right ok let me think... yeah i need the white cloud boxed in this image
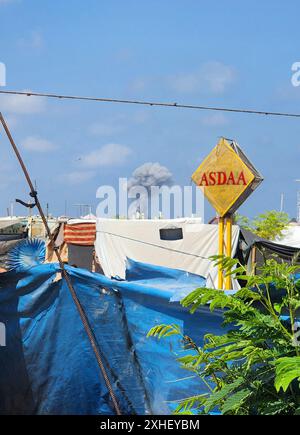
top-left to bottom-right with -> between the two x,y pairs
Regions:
0,90 -> 45,114
80,143 -> 132,168
169,73 -> 201,94
200,112 -> 228,126
22,136 -> 57,152
63,170 -> 95,185
129,62 -> 236,95
169,61 -> 236,94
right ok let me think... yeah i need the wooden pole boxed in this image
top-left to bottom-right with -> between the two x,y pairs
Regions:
225,215 -> 232,290
218,216 -> 224,289
251,245 -> 257,275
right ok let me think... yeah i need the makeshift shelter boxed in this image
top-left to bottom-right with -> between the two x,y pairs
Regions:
26,217 -> 59,239
0,217 -> 28,240
0,217 -> 63,270
64,218 -> 97,271
0,218 -> 28,270
0,239 -> 230,415
238,228 -> 300,274
64,218 -> 96,246
44,218 -> 98,270
0,239 -> 24,271
95,218 -> 241,290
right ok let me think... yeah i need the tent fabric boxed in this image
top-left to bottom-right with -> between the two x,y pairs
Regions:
68,244 -> 94,271
239,228 -> 300,266
0,218 -> 26,232
276,224 -> 300,249
67,218 -> 97,225
0,239 -> 24,269
95,218 -> 240,290
82,213 -> 97,220
255,240 -> 300,262
0,259 -> 226,415
28,218 -> 59,239
64,222 -> 96,246
0,233 -> 26,242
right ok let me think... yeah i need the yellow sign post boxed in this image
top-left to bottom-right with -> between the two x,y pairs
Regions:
218,216 -> 224,289
192,138 -> 263,289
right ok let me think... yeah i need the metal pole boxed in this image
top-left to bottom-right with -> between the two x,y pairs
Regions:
218,216 -> 224,289
280,193 -> 284,212
0,112 -> 122,415
225,215 -> 232,290
295,180 -> 300,223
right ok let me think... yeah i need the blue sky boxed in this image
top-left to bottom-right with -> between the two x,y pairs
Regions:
0,0 -> 299,220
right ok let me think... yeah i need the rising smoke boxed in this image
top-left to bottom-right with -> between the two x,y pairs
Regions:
128,162 -> 174,217
128,162 -> 173,192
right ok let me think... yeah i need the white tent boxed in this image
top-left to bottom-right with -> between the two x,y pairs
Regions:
275,224 -> 300,249
0,217 -> 27,231
95,218 -> 240,290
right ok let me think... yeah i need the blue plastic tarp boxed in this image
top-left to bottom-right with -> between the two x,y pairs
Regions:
0,259 -> 226,415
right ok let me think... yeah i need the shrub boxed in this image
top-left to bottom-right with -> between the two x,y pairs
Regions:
148,256 -> 300,415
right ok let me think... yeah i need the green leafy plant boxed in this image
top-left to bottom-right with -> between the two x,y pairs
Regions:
147,255 -> 300,415
235,210 -> 290,240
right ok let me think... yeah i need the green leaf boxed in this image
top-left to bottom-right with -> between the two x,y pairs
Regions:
204,378 -> 244,412
177,354 -> 203,367
273,303 -> 282,314
275,357 -> 300,392
221,389 -> 252,414
173,394 -> 207,414
147,323 -> 181,339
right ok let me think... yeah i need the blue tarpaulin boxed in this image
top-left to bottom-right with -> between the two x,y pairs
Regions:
0,258 -> 226,415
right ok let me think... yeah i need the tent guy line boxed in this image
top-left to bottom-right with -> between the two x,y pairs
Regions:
97,230 -> 211,261
0,89 -> 300,118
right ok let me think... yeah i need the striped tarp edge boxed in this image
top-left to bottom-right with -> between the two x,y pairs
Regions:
64,223 -> 96,246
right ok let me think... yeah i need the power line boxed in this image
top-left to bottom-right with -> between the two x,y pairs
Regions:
0,89 -> 300,118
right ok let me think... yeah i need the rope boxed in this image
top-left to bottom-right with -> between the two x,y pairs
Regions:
97,230 -> 212,262
0,113 -> 122,415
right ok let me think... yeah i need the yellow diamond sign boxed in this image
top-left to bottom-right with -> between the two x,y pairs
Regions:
192,138 -> 263,217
